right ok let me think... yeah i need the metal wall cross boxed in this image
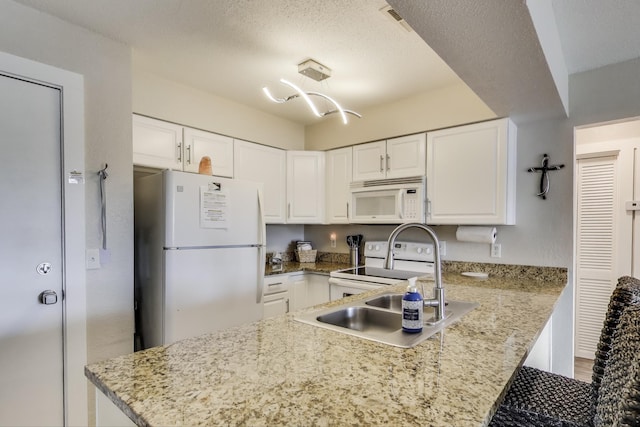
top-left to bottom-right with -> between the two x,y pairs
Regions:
527,154 -> 564,200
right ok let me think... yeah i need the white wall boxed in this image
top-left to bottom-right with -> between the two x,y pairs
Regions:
305,81 -> 496,150
0,1 -> 134,424
133,67 -> 305,150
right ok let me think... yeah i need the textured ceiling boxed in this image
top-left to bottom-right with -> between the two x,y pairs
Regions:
389,0 -> 566,123
14,0 -> 462,125
12,0 -> 640,125
552,0 -> 640,74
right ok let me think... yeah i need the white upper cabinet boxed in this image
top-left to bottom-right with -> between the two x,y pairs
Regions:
352,133 -> 426,181
133,114 -> 183,170
352,140 -> 386,181
325,147 -> 353,224
287,151 -> 325,224
133,114 -> 234,177
426,118 -> 517,225
182,127 -> 234,177
234,140 -> 287,223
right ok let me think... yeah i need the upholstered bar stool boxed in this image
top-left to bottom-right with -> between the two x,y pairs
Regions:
489,276 -> 640,427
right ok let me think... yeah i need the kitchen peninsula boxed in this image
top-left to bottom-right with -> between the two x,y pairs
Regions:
86,266 -> 568,426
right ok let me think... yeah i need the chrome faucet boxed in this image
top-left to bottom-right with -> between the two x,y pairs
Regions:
384,223 -> 445,322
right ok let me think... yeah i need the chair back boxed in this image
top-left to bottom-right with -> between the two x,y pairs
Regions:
594,303 -> 640,426
592,276 -> 640,394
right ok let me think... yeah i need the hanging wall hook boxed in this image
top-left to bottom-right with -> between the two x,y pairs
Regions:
97,163 -> 109,249
97,163 -> 109,180
527,154 -> 564,200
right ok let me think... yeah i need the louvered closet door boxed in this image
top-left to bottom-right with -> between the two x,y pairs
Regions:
575,155 -> 620,358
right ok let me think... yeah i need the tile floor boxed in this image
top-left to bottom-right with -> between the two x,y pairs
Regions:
574,357 -> 592,382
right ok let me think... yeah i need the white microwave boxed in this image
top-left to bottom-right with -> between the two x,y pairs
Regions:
349,177 -> 426,224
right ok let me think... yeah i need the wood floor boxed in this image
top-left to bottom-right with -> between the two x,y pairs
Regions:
574,357 -> 593,382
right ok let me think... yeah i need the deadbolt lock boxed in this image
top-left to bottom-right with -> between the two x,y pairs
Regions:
39,290 -> 58,305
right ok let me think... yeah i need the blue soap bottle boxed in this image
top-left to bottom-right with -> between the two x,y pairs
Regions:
402,277 -> 423,333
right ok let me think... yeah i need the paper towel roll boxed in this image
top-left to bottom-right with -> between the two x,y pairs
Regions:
456,226 -> 497,244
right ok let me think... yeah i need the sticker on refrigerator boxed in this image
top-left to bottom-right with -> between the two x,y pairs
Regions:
200,185 -> 229,229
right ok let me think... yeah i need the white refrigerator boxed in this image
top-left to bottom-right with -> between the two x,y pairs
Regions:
135,170 -> 265,349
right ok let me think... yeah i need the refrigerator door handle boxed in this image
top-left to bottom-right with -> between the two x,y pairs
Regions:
257,188 -> 266,247
257,245 -> 265,304
257,187 -> 266,303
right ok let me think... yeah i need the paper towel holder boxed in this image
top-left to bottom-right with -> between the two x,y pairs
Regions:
527,153 -> 564,200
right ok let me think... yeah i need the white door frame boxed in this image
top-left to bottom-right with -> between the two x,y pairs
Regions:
0,51 -> 87,426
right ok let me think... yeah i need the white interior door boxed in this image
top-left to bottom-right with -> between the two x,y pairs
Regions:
0,75 -> 64,425
575,153 -> 632,358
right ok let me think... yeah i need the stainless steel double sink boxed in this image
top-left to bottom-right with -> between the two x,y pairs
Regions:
294,292 -> 479,348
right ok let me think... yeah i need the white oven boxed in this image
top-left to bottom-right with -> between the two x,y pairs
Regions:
349,177 -> 426,224
329,240 -> 434,301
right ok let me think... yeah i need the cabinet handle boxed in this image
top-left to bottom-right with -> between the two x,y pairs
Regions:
346,202 -> 349,219
288,203 -> 291,219
177,143 -> 182,162
386,154 -> 390,171
286,298 -> 290,313
379,155 -> 384,172
186,145 -> 192,165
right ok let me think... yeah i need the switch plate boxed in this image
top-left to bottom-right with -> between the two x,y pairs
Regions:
86,249 -> 101,269
490,243 -> 502,258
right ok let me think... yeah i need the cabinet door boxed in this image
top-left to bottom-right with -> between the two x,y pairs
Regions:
326,147 -> 352,223
263,291 -> 289,319
234,140 -> 287,223
287,151 -> 325,224
289,274 -> 307,311
306,274 -> 330,307
352,141 -> 386,181
386,133 -> 426,179
183,127 -> 234,177
426,118 -> 516,225
132,114 -> 182,170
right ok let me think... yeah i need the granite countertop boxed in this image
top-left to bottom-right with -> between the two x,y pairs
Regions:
85,267 -> 567,427
265,261 -> 352,276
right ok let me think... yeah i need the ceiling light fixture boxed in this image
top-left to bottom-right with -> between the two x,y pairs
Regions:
262,59 -> 361,124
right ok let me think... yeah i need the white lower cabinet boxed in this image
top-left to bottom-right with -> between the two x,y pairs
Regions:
96,389 -> 135,427
306,273 -> 330,307
289,273 -> 308,311
263,291 -> 290,319
263,275 -> 290,319
524,316 -> 552,371
265,272 -> 330,314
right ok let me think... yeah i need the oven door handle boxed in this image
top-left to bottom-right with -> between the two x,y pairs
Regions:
328,277 -> 384,289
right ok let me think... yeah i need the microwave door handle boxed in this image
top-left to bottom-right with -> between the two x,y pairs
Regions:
398,190 -> 404,219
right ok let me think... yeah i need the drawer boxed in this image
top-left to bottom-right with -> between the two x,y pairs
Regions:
264,277 -> 289,296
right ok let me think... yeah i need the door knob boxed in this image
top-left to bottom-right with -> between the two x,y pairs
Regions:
39,290 -> 58,305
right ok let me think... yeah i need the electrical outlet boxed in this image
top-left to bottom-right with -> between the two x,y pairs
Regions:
438,241 -> 446,256
330,233 -> 337,248
491,243 -> 502,258
86,249 -> 101,269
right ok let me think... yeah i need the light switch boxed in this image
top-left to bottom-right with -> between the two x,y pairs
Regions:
86,249 -> 101,269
